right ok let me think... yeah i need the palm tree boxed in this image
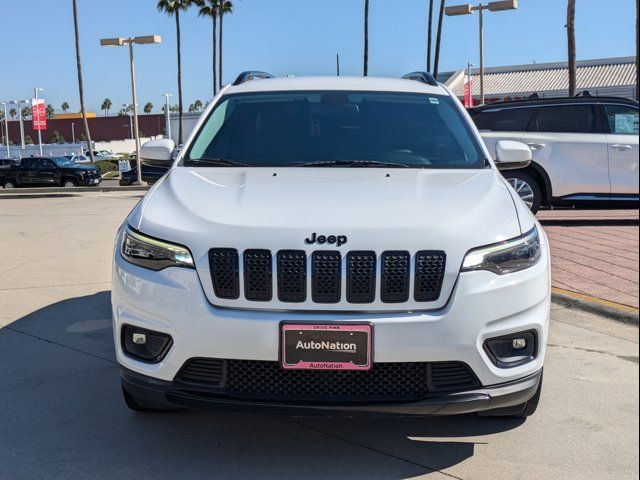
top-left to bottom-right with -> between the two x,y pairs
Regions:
9,108 -> 17,120
157,0 -> 198,144
72,0 -> 94,163
144,102 -> 154,114
21,107 -> 30,120
363,0 -> 369,76
61,102 -> 70,114
46,104 -> 55,119
566,0 -> 577,97
218,0 -> 233,90
433,0 -> 445,78
198,1 -> 230,96
101,98 -> 112,116
427,0 -> 434,72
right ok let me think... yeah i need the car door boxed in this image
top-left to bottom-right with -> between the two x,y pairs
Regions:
519,103 -> 609,199
602,103 -> 639,196
36,158 -> 58,184
19,158 -> 38,185
469,106 -> 533,158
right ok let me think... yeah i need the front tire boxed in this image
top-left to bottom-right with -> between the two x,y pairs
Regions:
504,171 -> 542,214
62,179 -> 77,188
2,180 -> 16,189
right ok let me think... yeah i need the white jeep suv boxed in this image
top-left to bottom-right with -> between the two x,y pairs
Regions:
112,71 -> 550,418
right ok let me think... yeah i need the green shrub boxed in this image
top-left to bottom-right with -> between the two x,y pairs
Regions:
90,160 -> 118,174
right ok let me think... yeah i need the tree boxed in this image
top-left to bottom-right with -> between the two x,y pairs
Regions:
72,0 -> 95,162
9,108 -> 17,120
566,0 -> 577,97
21,107 -> 30,120
427,0 -> 434,72
198,1 -> 229,96
363,0 -> 369,76
101,98 -> 112,116
144,102 -> 154,114
189,99 -> 203,112
169,104 -> 179,113
433,0 -> 445,78
24,134 -> 34,145
218,0 -> 233,90
46,104 -> 55,119
61,102 -> 70,114
158,0 -> 199,145
51,131 -> 66,144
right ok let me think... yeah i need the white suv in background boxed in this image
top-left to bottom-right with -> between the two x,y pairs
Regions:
112,71 -> 550,418
470,97 -> 639,213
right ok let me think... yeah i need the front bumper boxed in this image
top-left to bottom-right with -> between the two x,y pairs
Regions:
121,366 -> 542,416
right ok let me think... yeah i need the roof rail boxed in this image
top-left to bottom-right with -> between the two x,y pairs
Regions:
232,71 -> 275,86
401,71 -> 438,87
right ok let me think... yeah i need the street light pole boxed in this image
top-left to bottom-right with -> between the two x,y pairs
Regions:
467,62 -> 475,106
163,93 -> 172,141
101,35 -> 162,186
445,0 -> 518,105
34,88 -> 44,155
1,103 -> 9,159
71,123 -> 76,144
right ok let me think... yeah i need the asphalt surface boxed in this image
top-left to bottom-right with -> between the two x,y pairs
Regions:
0,192 -> 638,480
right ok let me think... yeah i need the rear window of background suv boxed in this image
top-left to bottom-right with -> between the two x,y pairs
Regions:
469,107 -> 534,132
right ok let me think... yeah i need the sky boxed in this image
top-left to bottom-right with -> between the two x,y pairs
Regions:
0,0 -> 636,114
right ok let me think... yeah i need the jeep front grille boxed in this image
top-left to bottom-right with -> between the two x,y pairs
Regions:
208,248 -> 447,305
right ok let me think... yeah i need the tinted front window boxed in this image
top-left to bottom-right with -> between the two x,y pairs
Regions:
185,91 -> 485,168
604,104 -> 639,135
470,107 -> 533,132
533,105 -> 596,133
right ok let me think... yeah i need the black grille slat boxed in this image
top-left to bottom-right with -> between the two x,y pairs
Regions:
209,248 -> 240,299
244,249 -> 273,301
346,251 -> 376,303
415,251 -> 446,302
380,251 -> 410,303
277,250 -> 307,302
312,251 -> 342,303
174,359 -> 480,401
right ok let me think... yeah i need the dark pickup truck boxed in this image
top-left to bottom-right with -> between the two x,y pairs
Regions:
0,157 -> 102,189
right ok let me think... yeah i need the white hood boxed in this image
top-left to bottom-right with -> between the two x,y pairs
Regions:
130,167 -> 522,311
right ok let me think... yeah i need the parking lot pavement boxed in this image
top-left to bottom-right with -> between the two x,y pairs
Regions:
539,209 -> 639,310
1,194 -> 638,479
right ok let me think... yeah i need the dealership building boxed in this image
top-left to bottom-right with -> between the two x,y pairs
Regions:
440,56 -> 638,104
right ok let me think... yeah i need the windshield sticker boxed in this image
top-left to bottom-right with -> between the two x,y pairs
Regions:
429,97 -> 440,105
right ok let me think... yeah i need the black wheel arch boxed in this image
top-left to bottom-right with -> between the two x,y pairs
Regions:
505,163 -> 552,206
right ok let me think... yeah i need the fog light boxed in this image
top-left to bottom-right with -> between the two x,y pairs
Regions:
512,338 -> 527,349
122,325 -> 172,363
484,330 -> 537,368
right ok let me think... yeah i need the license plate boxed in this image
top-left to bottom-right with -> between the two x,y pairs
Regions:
281,323 -> 372,370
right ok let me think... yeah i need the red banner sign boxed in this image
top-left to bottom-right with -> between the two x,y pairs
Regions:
463,79 -> 474,108
32,99 -> 47,131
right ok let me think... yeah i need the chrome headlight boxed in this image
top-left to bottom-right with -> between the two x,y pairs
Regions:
121,225 -> 194,271
461,227 -> 542,275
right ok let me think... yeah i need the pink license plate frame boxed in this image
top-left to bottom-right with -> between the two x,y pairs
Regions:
280,323 -> 372,371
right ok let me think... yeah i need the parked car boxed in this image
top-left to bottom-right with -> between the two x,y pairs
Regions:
119,165 -> 168,186
64,154 -> 90,164
86,150 -> 119,160
0,156 -> 101,188
113,72 -> 549,418
470,96 -> 639,213
0,158 -> 20,168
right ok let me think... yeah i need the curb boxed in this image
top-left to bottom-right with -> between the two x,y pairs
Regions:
0,186 -> 149,197
552,288 -> 639,325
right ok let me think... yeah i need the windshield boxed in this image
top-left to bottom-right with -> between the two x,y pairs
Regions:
52,157 -> 77,167
184,91 -> 485,168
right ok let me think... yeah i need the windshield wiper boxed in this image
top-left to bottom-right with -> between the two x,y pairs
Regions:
297,160 -> 411,168
185,158 -> 249,167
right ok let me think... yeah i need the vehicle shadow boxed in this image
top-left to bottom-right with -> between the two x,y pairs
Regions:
0,291 -> 525,479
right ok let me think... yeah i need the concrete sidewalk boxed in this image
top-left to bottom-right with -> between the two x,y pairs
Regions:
539,209 -> 639,310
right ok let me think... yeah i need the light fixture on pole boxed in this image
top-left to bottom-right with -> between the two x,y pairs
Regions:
34,88 -> 45,155
0,102 -> 9,159
9,100 -> 28,150
162,93 -> 172,141
100,35 -> 162,186
446,0 -> 518,105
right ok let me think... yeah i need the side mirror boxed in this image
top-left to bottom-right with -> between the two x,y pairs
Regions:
140,139 -> 175,167
494,140 -> 532,170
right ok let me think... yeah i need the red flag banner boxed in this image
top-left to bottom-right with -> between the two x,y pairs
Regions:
463,78 -> 473,108
32,99 -> 47,131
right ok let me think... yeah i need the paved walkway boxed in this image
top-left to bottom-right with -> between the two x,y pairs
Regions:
539,209 -> 639,309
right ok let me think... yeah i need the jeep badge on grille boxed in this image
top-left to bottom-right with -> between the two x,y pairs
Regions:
305,233 -> 348,247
